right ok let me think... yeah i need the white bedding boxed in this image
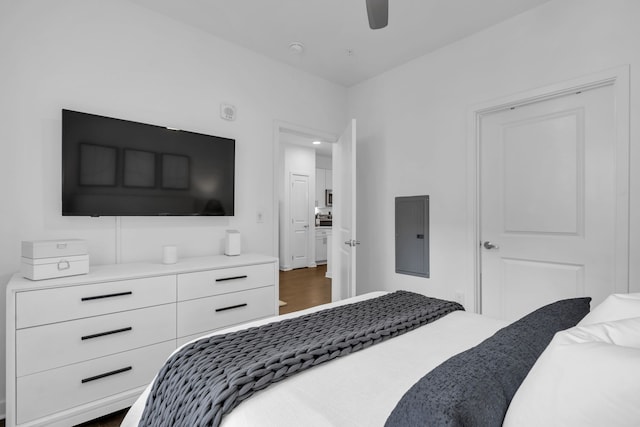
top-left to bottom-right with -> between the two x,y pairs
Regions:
122,292 -> 507,427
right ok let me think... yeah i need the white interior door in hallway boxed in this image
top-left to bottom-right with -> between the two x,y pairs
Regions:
332,119 -> 357,301
479,82 -> 627,321
290,173 -> 310,269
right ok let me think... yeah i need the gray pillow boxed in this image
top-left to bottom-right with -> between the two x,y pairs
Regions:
385,297 -> 591,427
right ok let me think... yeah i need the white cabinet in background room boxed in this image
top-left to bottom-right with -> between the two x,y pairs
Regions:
315,168 -> 332,208
315,228 -> 332,264
6,254 -> 278,427
325,169 -> 332,194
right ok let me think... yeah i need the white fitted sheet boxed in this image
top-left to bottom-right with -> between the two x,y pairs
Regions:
122,292 -> 507,427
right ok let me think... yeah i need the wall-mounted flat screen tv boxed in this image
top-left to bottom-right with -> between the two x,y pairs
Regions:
62,109 -> 235,216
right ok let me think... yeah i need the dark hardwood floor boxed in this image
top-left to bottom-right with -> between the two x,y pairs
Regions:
279,264 -> 332,315
0,407 -> 128,427
73,409 -> 128,427
0,266 -> 329,427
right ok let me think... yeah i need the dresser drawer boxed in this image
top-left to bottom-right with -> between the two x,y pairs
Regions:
16,303 -> 176,377
177,285 -> 275,338
16,275 -> 176,328
177,263 -> 275,301
16,340 -> 174,424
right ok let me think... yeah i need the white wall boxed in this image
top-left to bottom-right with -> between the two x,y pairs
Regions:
315,154 -> 332,216
316,154 -> 332,170
0,0 -> 347,413
279,143 -> 317,269
350,0 -> 640,306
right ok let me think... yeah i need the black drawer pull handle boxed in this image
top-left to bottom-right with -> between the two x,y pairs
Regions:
81,366 -> 132,384
215,275 -> 248,282
81,327 -> 133,341
215,303 -> 248,312
81,291 -> 133,302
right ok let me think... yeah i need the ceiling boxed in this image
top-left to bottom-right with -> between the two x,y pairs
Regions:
128,0 -> 552,87
280,130 -> 333,157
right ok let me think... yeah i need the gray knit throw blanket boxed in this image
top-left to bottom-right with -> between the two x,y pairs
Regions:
139,291 -> 464,427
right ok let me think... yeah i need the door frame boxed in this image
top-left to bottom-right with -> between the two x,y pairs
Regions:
466,65 -> 630,314
272,121 -> 337,268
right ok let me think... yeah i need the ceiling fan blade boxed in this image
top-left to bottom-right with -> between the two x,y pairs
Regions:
366,0 -> 388,30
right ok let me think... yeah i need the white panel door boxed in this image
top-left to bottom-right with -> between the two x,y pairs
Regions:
332,119 -> 357,301
480,84 -> 620,321
290,173 -> 310,269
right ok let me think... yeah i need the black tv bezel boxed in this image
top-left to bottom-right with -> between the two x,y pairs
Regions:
61,109 -> 235,217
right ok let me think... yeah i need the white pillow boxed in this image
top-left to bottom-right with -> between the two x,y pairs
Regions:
559,316 -> 640,348
578,293 -> 640,326
503,317 -> 640,427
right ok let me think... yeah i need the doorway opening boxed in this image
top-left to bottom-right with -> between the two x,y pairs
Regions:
274,122 -> 337,311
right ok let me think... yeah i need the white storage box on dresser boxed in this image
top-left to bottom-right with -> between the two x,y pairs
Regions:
20,239 -> 89,280
6,253 -> 278,427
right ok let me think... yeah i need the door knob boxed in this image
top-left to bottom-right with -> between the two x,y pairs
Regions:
483,241 -> 499,250
344,239 -> 361,247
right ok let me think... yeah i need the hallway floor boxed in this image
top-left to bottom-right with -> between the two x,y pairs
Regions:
279,264 -> 331,315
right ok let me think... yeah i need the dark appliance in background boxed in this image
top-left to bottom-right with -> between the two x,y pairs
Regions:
316,213 -> 332,226
61,109 -> 235,216
325,189 -> 333,207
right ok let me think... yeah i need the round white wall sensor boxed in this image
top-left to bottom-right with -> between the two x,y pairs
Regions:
220,103 -> 236,121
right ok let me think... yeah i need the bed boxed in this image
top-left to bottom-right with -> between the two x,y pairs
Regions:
122,291 -> 640,427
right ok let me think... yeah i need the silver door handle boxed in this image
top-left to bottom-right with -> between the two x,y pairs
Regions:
483,241 -> 499,250
344,239 -> 361,247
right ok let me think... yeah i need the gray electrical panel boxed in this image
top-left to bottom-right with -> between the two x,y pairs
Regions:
395,195 -> 429,278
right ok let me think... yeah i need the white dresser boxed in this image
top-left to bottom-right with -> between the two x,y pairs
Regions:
5,254 -> 278,427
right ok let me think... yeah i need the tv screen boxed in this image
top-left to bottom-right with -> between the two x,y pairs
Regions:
62,109 -> 235,216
